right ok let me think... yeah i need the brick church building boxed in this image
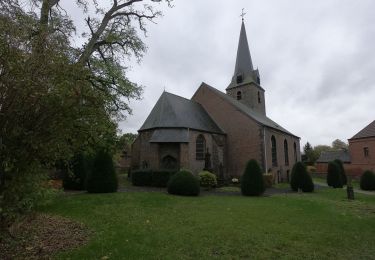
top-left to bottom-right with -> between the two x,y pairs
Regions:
131,21 -> 301,182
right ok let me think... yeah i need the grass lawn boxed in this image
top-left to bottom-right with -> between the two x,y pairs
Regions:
37,184 -> 375,260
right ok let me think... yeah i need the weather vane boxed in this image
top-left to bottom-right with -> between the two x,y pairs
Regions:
240,8 -> 246,21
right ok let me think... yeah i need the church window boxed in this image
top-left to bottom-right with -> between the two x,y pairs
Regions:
364,147 -> 369,157
293,142 -> 297,162
284,139 -> 289,166
196,135 -> 206,160
258,91 -> 261,104
237,91 -> 242,100
236,74 -> 243,84
271,135 -> 277,167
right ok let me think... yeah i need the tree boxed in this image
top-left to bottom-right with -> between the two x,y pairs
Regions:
241,159 -> 265,196
290,162 -> 314,192
0,0 -> 172,225
333,159 -> 347,185
327,161 -> 343,188
332,139 -> 348,151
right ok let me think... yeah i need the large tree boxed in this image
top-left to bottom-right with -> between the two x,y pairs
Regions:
0,0 -> 172,225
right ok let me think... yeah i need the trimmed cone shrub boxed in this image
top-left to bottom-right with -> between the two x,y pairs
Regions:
198,171 -> 217,189
131,169 -> 152,186
334,159 -> 347,185
241,159 -> 265,196
290,162 -> 314,192
327,161 -> 343,188
86,150 -> 118,193
360,170 -> 375,191
167,170 -> 200,196
63,153 -> 89,190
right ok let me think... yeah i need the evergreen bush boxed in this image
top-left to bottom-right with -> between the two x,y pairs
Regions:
198,171 -> 217,189
360,170 -> 375,191
334,159 -> 347,185
290,162 -> 314,192
131,169 -> 152,186
152,170 -> 176,187
241,159 -> 265,196
63,153 -> 89,190
327,161 -> 343,188
86,150 -> 118,193
167,170 -> 200,196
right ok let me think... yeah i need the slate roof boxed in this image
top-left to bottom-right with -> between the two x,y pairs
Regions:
349,120 -> 375,140
139,91 -> 224,134
198,83 -> 299,138
149,129 -> 189,143
316,150 -> 351,163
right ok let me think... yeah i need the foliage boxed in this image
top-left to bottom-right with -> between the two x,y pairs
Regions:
167,170 -> 200,196
290,162 -> 314,192
241,160 -> 265,196
63,153 -> 90,191
152,170 -> 176,188
198,171 -> 217,189
302,142 -> 333,164
263,174 -> 274,188
327,161 -> 343,188
333,159 -> 347,185
360,171 -> 375,191
332,139 -> 348,150
86,150 -> 118,193
131,170 -> 153,186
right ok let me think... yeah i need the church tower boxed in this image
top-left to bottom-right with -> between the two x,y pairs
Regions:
226,20 -> 266,115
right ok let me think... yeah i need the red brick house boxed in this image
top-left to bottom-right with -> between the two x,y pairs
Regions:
347,120 -> 375,175
131,21 -> 300,182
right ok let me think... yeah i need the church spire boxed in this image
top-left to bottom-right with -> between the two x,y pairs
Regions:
234,20 -> 254,75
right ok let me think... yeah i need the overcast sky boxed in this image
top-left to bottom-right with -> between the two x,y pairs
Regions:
63,0 -> 375,148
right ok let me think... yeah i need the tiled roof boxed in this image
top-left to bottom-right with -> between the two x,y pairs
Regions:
316,150 -> 351,163
139,92 -> 224,134
350,120 -> 375,140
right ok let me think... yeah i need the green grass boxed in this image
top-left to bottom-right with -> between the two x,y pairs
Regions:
38,187 -> 375,259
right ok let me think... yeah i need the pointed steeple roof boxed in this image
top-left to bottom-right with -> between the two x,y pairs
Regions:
234,21 -> 254,75
227,21 -> 261,90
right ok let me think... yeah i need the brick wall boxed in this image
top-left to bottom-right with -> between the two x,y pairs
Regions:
349,137 -> 375,174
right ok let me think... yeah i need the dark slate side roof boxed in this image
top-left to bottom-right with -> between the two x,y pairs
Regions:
139,91 -> 224,134
149,129 -> 189,143
197,83 -> 299,138
316,150 -> 351,163
349,120 -> 375,140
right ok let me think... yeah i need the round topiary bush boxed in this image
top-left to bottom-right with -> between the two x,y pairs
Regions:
86,150 -> 118,193
290,162 -> 314,192
360,170 -> 375,191
241,159 -> 265,196
167,170 -> 200,196
198,171 -> 217,189
327,161 -> 343,188
334,159 -> 347,185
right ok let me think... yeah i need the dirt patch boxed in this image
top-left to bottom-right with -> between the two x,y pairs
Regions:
0,214 -> 91,259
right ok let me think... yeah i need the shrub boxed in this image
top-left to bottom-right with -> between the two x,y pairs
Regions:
334,159 -> 347,185
241,159 -> 265,196
360,170 -> 375,191
198,171 -> 217,189
167,170 -> 200,196
63,153 -> 89,190
86,150 -> 118,193
152,170 -> 176,187
290,162 -> 314,192
327,161 -> 343,188
263,174 -> 274,188
131,169 -> 152,186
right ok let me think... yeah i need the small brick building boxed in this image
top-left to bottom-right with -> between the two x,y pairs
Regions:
132,21 -> 301,182
347,120 -> 375,175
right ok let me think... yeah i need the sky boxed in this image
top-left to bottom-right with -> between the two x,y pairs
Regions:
62,0 -> 375,148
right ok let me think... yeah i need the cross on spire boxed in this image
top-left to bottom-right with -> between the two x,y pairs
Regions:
240,8 -> 246,21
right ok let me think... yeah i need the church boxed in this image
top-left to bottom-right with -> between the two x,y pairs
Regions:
131,20 -> 301,183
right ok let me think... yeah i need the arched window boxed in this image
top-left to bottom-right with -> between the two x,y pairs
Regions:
293,142 -> 297,162
237,91 -> 242,100
258,91 -> 261,104
196,135 -> 206,160
284,139 -> 289,166
271,135 -> 277,167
